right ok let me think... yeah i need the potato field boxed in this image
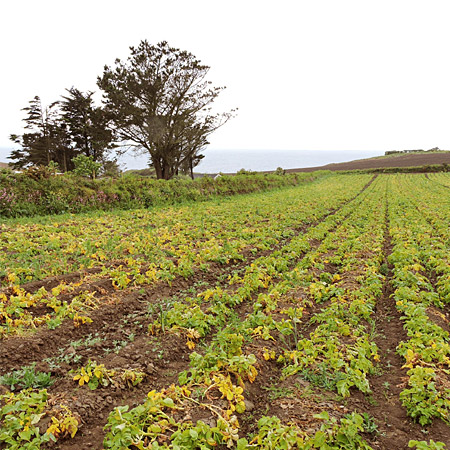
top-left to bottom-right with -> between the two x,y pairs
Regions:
1,173 -> 450,449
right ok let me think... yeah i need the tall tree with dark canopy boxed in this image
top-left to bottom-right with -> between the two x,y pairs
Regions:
98,40 -> 234,179
9,96 -> 73,170
60,88 -> 115,163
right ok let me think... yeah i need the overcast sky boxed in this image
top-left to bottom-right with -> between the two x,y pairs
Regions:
1,0 -> 450,157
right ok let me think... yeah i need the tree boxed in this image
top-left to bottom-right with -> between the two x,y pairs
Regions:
10,90 -> 116,172
72,154 -> 102,179
9,96 -> 74,170
101,158 -> 121,177
98,40 -> 234,180
60,87 -> 115,162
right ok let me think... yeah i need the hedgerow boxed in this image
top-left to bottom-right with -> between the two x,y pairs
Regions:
0,170 -> 329,218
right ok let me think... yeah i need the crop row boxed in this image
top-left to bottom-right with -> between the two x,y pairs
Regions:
278,176 -> 386,396
387,175 -> 450,426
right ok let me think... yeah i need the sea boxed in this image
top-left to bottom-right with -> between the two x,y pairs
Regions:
193,149 -> 384,174
0,147 -> 385,173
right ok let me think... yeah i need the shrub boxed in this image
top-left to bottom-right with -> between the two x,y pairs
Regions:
72,155 -> 102,179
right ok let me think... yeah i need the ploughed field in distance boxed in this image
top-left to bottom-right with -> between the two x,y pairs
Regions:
1,172 -> 450,449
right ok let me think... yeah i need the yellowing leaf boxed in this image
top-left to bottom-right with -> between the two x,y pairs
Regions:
247,366 -> 258,383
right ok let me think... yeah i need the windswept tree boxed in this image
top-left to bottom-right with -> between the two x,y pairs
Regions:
98,40 -> 234,179
60,87 -> 115,162
10,90 -> 116,172
9,96 -> 74,170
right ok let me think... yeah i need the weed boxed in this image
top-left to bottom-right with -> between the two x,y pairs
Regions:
192,387 -> 207,401
368,320 -> 379,340
298,366 -> 346,391
360,412 -> 378,433
372,363 -> 384,376
193,280 -> 210,290
294,381 -> 315,398
148,337 -> 165,359
159,304 -> 166,333
44,347 -> 83,369
163,369 -> 177,378
69,333 -> 103,349
111,339 -> 128,354
0,364 -> 53,391
380,263 -> 389,276
365,394 -> 378,406
262,384 -> 294,400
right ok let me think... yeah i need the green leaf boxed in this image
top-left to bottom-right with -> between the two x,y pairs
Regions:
237,438 -> 249,450
313,411 -> 330,421
189,429 -> 199,439
30,413 -> 45,425
178,371 -> 188,385
162,397 -> 175,408
18,429 -> 33,441
313,430 -> 327,447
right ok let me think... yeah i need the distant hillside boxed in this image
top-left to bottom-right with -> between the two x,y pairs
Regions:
287,151 -> 450,173
0,162 -> 9,169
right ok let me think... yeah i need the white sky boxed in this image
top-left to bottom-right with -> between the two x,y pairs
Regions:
1,0 -> 450,154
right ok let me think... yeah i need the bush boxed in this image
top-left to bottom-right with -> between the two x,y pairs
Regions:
72,155 -> 102,179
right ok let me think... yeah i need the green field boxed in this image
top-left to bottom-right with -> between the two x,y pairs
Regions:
1,173 -> 450,449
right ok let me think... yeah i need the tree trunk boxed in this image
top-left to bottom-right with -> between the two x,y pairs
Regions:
163,166 -> 171,180
153,157 -> 163,179
163,162 -> 173,180
45,132 -> 51,164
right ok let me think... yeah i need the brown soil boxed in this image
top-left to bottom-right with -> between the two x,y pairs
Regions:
285,151 -> 450,172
